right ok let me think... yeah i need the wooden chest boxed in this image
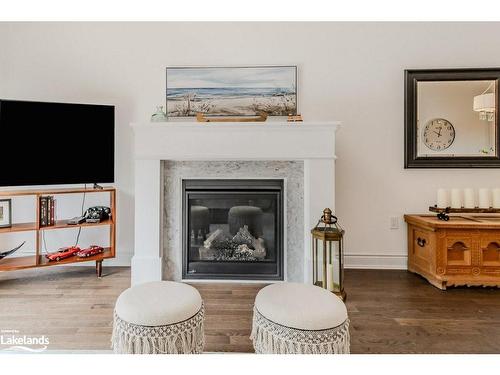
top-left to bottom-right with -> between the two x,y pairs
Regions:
404,215 -> 500,289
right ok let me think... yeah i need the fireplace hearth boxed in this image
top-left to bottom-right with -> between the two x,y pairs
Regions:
182,179 -> 284,280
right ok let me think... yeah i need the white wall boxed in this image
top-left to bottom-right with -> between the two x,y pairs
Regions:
1,22 -> 500,269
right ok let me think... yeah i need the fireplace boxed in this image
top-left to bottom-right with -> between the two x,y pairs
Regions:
182,179 -> 284,280
131,121 -> 338,286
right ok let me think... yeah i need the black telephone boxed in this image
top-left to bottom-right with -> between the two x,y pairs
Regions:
84,206 -> 111,223
68,206 -> 111,225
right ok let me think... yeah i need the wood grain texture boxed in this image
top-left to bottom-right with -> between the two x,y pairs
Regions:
0,186 -> 115,197
196,111 -> 268,122
406,215 -> 500,289
0,267 -> 499,353
429,207 -> 500,214
0,222 -> 37,234
405,214 -> 500,230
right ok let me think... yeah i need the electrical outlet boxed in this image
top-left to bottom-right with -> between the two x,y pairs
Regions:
390,216 -> 399,229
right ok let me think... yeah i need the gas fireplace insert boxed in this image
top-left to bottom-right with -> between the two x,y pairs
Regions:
182,179 -> 284,280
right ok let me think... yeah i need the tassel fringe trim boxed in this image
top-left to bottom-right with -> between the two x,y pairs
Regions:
250,307 -> 350,354
111,304 -> 205,354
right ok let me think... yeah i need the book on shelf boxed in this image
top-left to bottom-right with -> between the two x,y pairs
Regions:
39,196 -> 55,227
50,197 -> 55,225
39,196 -> 47,227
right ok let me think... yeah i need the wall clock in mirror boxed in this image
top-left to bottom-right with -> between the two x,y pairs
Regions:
422,118 -> 455,151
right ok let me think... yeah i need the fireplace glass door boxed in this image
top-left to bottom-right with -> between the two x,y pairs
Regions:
182,179 -> 284,280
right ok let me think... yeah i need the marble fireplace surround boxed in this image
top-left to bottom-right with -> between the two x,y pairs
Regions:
163,160 -> 304,281
131,121 -> 340,286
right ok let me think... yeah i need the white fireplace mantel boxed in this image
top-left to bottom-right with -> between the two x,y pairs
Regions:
131,121 -> 341,286
131,121 -> 340,161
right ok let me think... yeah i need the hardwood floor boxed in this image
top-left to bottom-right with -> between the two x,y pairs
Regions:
0,266 -> 499,353
347,269 -> 500,354
194,282 -> 264,352
0,266 -> 130,351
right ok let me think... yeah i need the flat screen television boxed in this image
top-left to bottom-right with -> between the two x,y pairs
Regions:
0,100 -> 114,187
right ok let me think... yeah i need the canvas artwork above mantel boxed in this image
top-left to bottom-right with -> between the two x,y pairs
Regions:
166,66 -> 297,118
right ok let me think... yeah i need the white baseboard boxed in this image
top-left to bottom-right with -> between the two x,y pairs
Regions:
345,253 -> 408,270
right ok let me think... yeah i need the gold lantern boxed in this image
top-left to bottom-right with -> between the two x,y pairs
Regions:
311,208 -> 346,301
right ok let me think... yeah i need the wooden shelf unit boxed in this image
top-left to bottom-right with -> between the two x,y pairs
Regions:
0,222 -> 37,234
0,187 -> 116,277
40,218 -> 113,231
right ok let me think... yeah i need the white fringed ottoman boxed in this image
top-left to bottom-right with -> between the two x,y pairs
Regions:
111,281 -> 204,354
250,282 -> 350,354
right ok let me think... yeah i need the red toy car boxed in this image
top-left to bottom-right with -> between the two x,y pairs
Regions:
45,246 -> 81,262
76,245 -> 104,258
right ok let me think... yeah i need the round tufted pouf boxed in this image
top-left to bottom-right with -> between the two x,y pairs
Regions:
111,281 -> 204,354
250,282 -> 350,354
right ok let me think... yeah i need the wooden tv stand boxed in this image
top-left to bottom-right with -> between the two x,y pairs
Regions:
0,186 -> 116,277
405,214 -> 500,290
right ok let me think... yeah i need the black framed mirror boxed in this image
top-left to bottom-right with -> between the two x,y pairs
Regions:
405,68 -> 500,168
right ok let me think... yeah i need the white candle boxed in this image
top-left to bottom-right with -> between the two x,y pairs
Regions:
450,189 -> 462,209
464,188 -> 475,209
479,188 -> 491,209
326,264 -> 334,291
437,188 -> 448,208
493,188 -> 500,209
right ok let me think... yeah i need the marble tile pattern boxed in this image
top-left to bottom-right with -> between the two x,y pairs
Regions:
162,160 -> 304,281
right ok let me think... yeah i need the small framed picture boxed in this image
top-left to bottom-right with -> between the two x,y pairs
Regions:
0,199 -> 12,228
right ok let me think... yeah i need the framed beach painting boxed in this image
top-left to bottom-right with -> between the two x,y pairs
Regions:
166,66 -> 297,118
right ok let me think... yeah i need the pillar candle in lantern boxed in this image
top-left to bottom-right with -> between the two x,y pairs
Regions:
326,264 -> 334,291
